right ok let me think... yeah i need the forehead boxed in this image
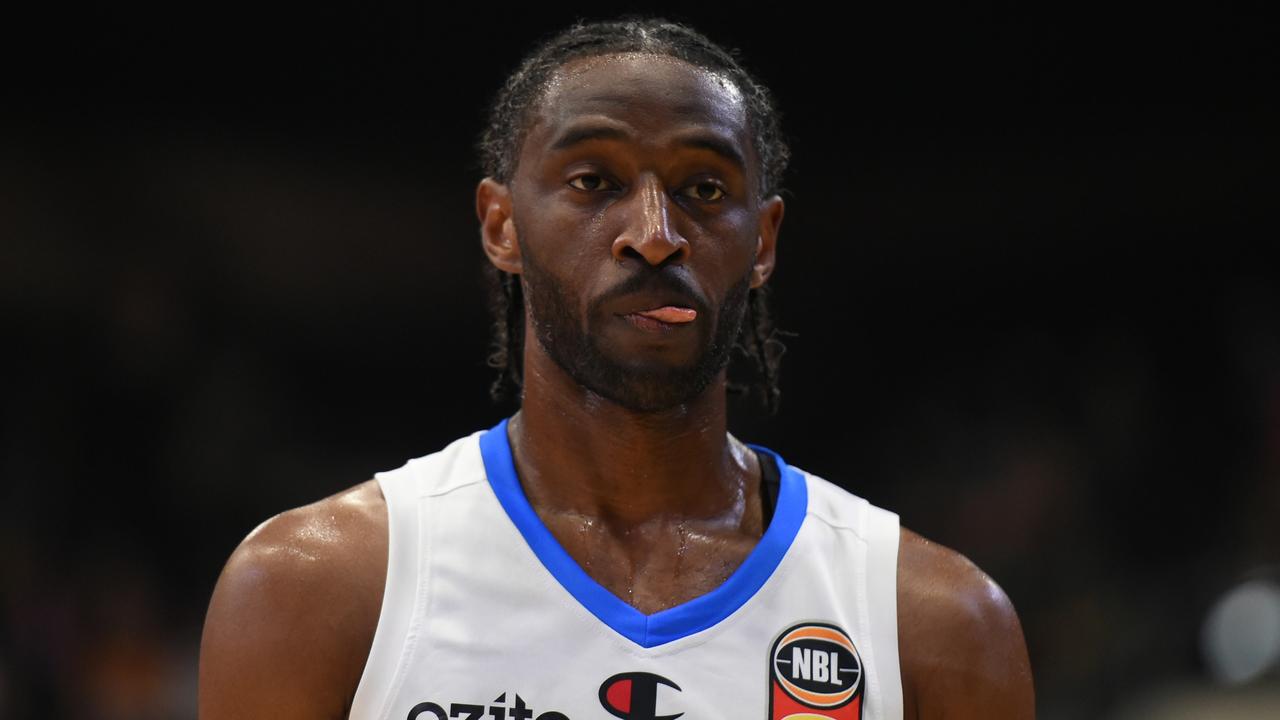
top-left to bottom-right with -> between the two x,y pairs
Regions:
540,53 -> 745,121
522,53 -> 753,165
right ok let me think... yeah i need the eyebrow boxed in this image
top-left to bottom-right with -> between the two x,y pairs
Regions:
679,132 -> 747,173
548,124 -> 747,172
549,125 -> 630,153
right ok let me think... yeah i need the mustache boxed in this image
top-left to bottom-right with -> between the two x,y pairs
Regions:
593,268 -> 710,315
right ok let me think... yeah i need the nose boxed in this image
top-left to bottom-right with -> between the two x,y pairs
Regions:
611,175 -> 690,267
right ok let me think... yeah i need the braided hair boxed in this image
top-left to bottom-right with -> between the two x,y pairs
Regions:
478,17 -> 791,414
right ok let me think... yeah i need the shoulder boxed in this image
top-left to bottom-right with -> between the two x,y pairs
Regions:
896,527 -> 1035,720
199,480 -> 388,720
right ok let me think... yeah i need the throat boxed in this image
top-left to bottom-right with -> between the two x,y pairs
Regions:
534,450 -> 781,615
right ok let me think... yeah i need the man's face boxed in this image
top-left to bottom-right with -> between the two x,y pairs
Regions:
505,53 -> 779,412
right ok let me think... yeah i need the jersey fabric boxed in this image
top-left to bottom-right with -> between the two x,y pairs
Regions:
349,419 -> 903,720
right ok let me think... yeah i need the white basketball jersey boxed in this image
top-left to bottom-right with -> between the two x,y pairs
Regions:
349,419 -> 903,720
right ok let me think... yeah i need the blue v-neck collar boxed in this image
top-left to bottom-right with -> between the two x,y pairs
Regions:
478,417 -> 808,649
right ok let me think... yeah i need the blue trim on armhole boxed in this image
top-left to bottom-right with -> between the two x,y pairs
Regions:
478,417 -> 808,648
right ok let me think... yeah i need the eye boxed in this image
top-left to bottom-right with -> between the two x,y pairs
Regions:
568,174 -> 617,192
679,181 -> 726,202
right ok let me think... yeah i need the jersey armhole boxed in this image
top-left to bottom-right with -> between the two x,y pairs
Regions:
864,505 -> 904,720
348,472 -> 418,720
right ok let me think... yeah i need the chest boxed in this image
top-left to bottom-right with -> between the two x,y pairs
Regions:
348,431 -> 902,720
364,487 -> 884,720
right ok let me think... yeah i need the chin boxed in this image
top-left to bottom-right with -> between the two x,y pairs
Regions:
569,350 -> 728,413
588,379 -> 713,413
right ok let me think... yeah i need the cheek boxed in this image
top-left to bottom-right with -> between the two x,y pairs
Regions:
690,206 -> 757,252
521,244 -> 597,324
534,220 -> 616,305
694,218 -> 760,275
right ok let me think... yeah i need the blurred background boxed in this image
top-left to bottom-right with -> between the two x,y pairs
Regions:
2,4 -> 1277,718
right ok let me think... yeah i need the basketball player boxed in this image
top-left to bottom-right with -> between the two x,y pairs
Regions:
199,18 -> 1034,720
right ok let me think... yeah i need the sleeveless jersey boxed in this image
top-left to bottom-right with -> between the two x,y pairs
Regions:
349,419 -> 903,720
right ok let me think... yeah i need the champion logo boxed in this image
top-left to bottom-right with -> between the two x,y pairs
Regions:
598,671 -> 683,720
768,622 -> 864,720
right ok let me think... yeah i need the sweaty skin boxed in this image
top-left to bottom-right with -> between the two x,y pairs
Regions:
199,54 -> 1034,719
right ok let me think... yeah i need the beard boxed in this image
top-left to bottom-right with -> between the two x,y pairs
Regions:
520,247 -> 752,413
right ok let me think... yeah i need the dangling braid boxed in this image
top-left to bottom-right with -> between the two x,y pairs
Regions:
745,285 -> 787,416
486,266 -> 525,403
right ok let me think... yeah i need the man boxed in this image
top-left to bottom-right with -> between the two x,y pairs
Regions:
199,18 -> 1034,720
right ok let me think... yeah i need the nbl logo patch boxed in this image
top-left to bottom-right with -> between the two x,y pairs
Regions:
768,622 -> 864,720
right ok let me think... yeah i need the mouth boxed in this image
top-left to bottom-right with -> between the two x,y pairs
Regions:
602,273 -> 706,335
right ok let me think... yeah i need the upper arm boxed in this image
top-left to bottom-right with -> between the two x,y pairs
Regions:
898,528 -> 1035,720
198,482 -> 387,720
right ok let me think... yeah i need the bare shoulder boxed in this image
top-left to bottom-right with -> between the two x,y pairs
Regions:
897,527 -> 1035,720
199,480 -> 388,720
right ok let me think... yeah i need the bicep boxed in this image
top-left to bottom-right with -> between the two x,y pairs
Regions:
929,578 -> 1034,719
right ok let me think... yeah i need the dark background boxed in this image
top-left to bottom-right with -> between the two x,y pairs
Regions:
2,5 -> 1277,718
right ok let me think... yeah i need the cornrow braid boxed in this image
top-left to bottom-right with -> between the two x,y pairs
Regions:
479,17 -> 791,414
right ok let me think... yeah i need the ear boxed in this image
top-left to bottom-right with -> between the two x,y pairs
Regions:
750,194 -> 785,288
477,177 -> 522,275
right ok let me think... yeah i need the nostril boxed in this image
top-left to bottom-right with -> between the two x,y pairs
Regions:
618,245 -> 645,262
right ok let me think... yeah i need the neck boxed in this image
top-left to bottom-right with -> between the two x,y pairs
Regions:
508,343 -> 757,529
